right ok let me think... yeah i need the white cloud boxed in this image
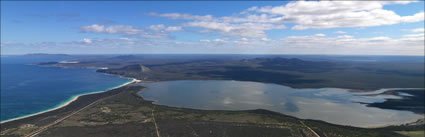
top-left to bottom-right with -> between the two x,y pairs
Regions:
334,31 -> 346,34
80,38 -> 92,44
278,34 -> 424,55
411,28 -> 425,33
119,37 -> 132,41
148,12 -> 214,21
81,24 -> 140,34
336,35 -> 353,39
148,24 -> 182,32
80,24 -> 105,32
403,33 -> 425,38
80,24 -> 182,39
200,39 -> 211,42
402,33 -> 425,41
315,33 -> 326,37
165,26 -> 183,31
185,21 -> 285,38
400,11 -> 425,23
261,37 -> 271,41
148,1 -> 423,40
70,38 -> 138,46
251,1 -> 424,30
383,1 -> 416,5
150,12 -> 286,38
213,38 -> 226,42
367,36 -> 392,41
148,24 -> 166,31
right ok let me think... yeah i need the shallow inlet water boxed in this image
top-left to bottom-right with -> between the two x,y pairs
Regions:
138,80 -> 423,127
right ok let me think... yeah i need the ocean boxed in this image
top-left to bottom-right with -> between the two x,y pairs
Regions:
0,56 -> 132,122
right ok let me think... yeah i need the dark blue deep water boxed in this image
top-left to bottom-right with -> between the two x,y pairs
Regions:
1,56 -> 131,121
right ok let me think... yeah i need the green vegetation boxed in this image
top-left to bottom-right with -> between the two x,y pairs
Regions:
397,131 -> 425,137
41,55 -> 424,89
365,89 -> 425,114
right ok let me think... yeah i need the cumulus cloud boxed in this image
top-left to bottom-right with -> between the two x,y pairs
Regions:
148,1 -> 423,40
16,1 -> 420,55
334,31 -> 347,34
152,1 -> 423,30
148,24 -> 182,32
400,11 -> 425,23
402,33 -> 425,41
164,26 -> 183,31
80,38 -> 92,44
200,39 -> 211,43
336,35 -> 354,39
403,33 -> 425,37
261,37 -> 271,41
248,1 -> 424,30
314,33 -> 326,37
151,12 -> 281,24
81,24 -> 140,34
411,28 -> 425,33
150,12 -> 286,38
148,12 -> 214,21
80,24 -> 182,39
185,21 -> 285,37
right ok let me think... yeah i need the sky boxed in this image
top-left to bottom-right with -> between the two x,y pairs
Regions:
1,1 -> 424,55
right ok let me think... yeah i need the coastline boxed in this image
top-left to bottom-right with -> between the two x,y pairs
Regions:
0,78 -> 138,124
3,77 -> 421,127
1,78 -> 423,137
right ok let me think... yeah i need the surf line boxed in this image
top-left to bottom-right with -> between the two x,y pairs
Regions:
0,78 -> 138,124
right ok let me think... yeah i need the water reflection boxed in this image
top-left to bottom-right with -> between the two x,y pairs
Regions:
137,80 -> 422,127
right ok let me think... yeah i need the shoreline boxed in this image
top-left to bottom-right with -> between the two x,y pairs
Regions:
2,77 -> 421,127
0,78 -> 138,124
1,78 -> 423,137
136,80 -> 424,128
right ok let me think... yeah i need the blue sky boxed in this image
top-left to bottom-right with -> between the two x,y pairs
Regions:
1,1 -> 424,55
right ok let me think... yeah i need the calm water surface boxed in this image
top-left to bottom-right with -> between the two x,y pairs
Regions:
138,80 -> 423,127
1,56 -> 132,121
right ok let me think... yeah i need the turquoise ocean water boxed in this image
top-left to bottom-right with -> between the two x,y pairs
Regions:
1,56 -> 131,121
